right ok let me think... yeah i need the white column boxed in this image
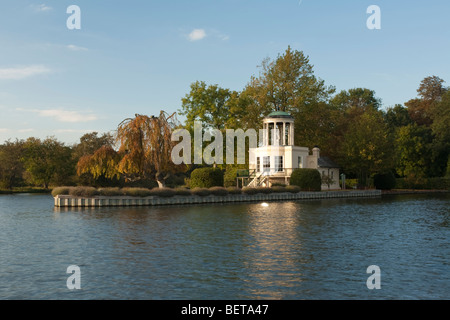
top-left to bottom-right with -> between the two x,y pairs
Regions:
290,122 -> 294,145
275,122 -> 279,146
265,123 -> 269,146
282,122 -> 286,146
269,122 -> 275,146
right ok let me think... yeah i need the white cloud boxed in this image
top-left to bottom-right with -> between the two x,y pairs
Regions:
33,109 -> 98,123
186,28 -> 229,42
66,44 -> 89,52
31,4 -> 52,12
0,128 -> 9,133
188,29 -> 207,41
0,65 -> 51,80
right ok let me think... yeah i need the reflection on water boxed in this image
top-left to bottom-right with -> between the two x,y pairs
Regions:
0,193 -> 449,299
243,202 -> 304,299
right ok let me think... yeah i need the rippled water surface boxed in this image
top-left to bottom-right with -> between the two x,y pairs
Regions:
0,193 -> 448,299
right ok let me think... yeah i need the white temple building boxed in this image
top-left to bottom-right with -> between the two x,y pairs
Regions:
248,111 -> 340,190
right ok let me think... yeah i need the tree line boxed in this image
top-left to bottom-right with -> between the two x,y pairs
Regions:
0,132 -> 112,190
1,46 -> 449,190
178,47 -> 449,186
0,112 -> 185,190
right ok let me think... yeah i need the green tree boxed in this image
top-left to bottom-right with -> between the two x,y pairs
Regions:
237,78 -> 271,130
385,104 -> 413,130
329,88 -> 383,165
403,76 -> 449,177
0,139 -> 25,189
225,91 -> 254,130
418,75 -> 447,102
245,46 -> 334,114
178,82 -> 245,169
338,109 -> 394,186
22,137 -> 75,188
76,145 -> 121,183
73,132 -> 114,160
179,81 -> 239,131
331,88 -> 381,117
405,76 -> 447,126
430,90 -> 450,177
73,132 -> 116,186
431,90 -> 450,144
293,101 -> 341,156
395,124 -> 433,179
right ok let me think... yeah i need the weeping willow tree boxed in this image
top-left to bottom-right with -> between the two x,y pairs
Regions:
116,111 -> 184,188
76,111 -> 184,188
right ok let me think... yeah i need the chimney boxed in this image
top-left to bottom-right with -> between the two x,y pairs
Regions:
312,146 -> 320,159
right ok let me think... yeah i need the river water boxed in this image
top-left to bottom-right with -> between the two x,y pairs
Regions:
0,193 -> 448,300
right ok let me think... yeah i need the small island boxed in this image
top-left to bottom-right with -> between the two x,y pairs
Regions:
53,186 -> 382,208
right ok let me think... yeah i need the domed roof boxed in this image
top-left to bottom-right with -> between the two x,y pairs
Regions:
265,111 -> 293,119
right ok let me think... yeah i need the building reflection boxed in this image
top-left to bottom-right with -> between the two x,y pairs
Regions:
242,201 -> 306,299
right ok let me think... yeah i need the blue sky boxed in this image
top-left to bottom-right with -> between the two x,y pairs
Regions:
1,0 -> 449,144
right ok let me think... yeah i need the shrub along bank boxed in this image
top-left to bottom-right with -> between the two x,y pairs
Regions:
189,167 -> 224,189
289,169 -> 322,191
52,185 -> 308,198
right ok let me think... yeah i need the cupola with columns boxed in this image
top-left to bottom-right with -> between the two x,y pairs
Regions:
262,111 -> 295,146
247,111 -> 341,190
